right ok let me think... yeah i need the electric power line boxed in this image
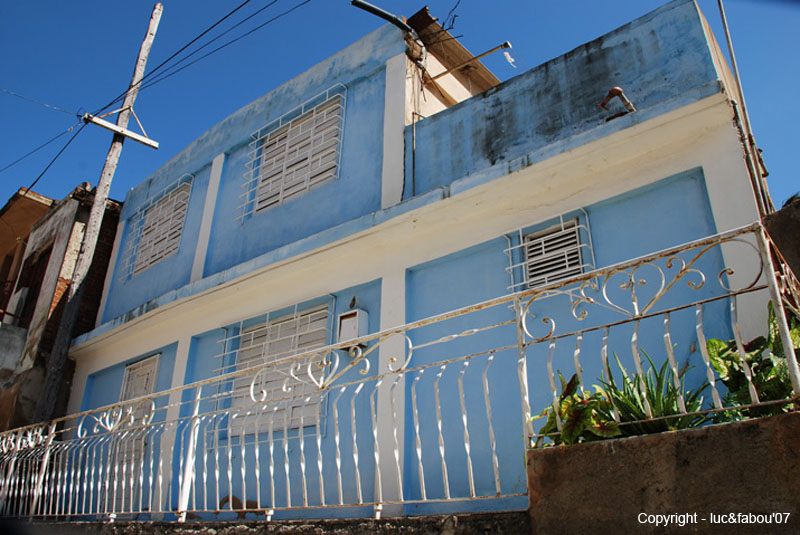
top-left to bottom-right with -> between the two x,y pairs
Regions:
444,0 -> 463,30
134,0 -> 282,91
0,122 -> 82,175
1,87 -> 77,117
139,0 -> 313,93
93,0 -> 256,116
23,122 -> 87,195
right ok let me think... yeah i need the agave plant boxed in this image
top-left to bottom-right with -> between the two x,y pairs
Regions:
599,352 -> 707,436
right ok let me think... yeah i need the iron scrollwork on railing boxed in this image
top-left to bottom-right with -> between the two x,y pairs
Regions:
518,233 -> 765,343
248,333 -> 416,403
76,398 -> 157,438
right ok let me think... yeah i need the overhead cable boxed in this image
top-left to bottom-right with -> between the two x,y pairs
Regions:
140,0 -> 313,92
93,0 -> 256,115
0,122 -> 82,176
23,123 -> 87,196
1,87 -> 76,117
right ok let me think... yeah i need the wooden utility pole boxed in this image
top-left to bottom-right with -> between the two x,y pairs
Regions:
35,3 -> 164,423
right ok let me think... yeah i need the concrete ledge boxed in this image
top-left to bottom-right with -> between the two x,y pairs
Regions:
526,412 -> 800,534
11,512 -> 529,535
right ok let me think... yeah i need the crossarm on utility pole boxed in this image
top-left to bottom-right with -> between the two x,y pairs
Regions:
34,3 -> 164,424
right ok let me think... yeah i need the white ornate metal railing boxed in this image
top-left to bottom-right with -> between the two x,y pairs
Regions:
0,222 -> 798,522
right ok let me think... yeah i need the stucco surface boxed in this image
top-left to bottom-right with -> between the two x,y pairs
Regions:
526,412 -> 800,534
405,0 -> 719,199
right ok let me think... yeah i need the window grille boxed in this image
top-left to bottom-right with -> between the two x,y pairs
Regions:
120,176 -> 192,278
120,354 -> 160,402
217,304 -> 330,430
240,85 -> 346,219
505,215 -> 595,292
115,354 -> 159,510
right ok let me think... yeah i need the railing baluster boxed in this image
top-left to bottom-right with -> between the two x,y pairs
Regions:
433,365 -> 450,500
268,406 -> 277,510
631,319 -> 653,418
156,426 -> 167,513
315,398 -> 325,507
730,296 -> 760,404
663,313 -> 687,413
177,387 -> 202,522
601,328 -> 620,422
254,409 -> 262,511
282,400 -> 291,508
369,379 -> 382,514
201,426 -> 209,512
457,359 -> 475,498
239,422 -> 246,512
389,375 -> 404,502
696,304 -> 724,409
350,383 -> 364,504
332,387 -> 345,506
482,353 -> 501,496
227,413 -> 235,511
213,418 -> 220,513
573,334 -> 585,395
546,340 -> 562,432
515,297 -> 535,440
411,370 -> 426,501
298,396 -> 309,508
148,427 -> 157,514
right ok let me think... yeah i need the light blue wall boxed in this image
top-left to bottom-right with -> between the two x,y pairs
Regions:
202,70 -> 386,277
401,167 -> 729,512
100,25 -> 405,323
80,343 -> 177,413
403,0 -> 719,199
103,168 -> 210,322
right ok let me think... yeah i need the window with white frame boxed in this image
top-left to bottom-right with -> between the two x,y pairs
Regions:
505,217 -> 594,291
241,85 -> 346,219
121,178 -> 192,277
120,354 -> 160,402
219,304 -> 330,429
115,354 -> 159,510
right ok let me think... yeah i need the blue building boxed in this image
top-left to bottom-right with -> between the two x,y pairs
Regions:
2,0 -> 778,522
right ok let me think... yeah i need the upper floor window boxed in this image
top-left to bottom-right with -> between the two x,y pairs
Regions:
241,85 -> 346,219
121,176 -> 192,278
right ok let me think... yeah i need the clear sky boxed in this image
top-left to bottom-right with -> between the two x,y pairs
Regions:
1,0 -> 797,212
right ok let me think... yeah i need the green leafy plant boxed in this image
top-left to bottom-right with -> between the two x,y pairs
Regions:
533,352 -> 707,447
707,302 -> 799,422
599,352 -> 707,435
531,372 -> 620,447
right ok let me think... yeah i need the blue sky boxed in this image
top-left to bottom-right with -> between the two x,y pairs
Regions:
1,0 -> 797,210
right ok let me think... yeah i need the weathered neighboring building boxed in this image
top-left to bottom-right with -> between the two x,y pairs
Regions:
0,184 -> 120,430
0,189 -> 54,319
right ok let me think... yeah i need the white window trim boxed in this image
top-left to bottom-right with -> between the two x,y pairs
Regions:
120,175 -> 193,278
504,211 -> 596,292
239,84 -> 347,221
120,353 -> 161,403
